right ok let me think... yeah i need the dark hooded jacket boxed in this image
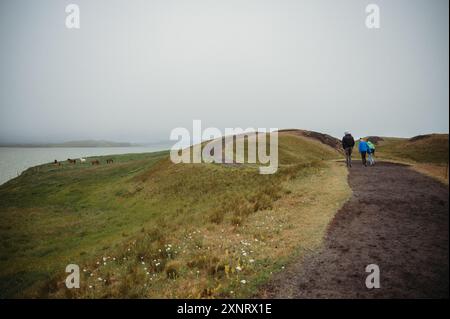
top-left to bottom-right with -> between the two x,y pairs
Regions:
342,134 -> 355,149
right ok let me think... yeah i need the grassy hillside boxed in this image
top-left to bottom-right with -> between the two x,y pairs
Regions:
0,131 -> 351,298
367,134 -> 449,183
373,134 -> 449,164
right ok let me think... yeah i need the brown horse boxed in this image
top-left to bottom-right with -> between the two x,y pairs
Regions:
67,158 -> 76,164
53,160 -> 61,166
106,159 -> 114,164
91,160 -> 100,165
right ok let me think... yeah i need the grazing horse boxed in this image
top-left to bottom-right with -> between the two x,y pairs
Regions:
67,158 -> 76,164
91,160 -> 100,165
80,158 -> 86,163
53,160 -> 61,166
106,159 -> 114,164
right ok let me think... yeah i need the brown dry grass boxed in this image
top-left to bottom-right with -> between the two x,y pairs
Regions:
411,163 -> 449,185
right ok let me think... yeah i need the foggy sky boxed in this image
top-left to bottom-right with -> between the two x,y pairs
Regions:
0,0 -> 448,144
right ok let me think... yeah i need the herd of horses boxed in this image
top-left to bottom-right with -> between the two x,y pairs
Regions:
53,158 -> 114,166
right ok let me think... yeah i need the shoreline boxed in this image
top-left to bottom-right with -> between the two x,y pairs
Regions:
0,146 -> 170,186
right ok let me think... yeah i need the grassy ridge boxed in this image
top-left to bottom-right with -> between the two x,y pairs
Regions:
370,134 -> 449,183
0,133 -> 350,298
375,134 -> 449,164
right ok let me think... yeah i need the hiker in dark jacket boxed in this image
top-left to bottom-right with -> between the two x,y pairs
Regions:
342,131 -> 355,167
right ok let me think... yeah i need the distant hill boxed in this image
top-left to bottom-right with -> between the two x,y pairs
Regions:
362,133 -> 449,183
0,140 -> 136,148
279,129 -> 343,152
373,134 -> 449,164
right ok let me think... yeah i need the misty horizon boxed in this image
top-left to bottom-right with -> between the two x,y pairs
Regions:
1,0 -> 448,144
0,138 -> 172,146
0,129 -> 448,146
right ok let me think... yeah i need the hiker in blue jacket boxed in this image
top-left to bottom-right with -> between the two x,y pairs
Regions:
358,138 -> 370,167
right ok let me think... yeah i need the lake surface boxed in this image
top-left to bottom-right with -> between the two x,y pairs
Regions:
0,145 -> 171,186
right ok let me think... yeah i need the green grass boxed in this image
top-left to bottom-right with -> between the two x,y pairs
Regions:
372,134 -> 449,164
0,132 -> 349,298
0,152 -> 168,297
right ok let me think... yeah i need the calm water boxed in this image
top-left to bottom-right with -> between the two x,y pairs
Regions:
0,146 -> 170,186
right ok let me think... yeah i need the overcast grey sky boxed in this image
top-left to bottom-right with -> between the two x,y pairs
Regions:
0,0 -> 448,143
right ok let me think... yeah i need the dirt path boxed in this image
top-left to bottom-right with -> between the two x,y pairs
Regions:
260,162 -> 449,298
